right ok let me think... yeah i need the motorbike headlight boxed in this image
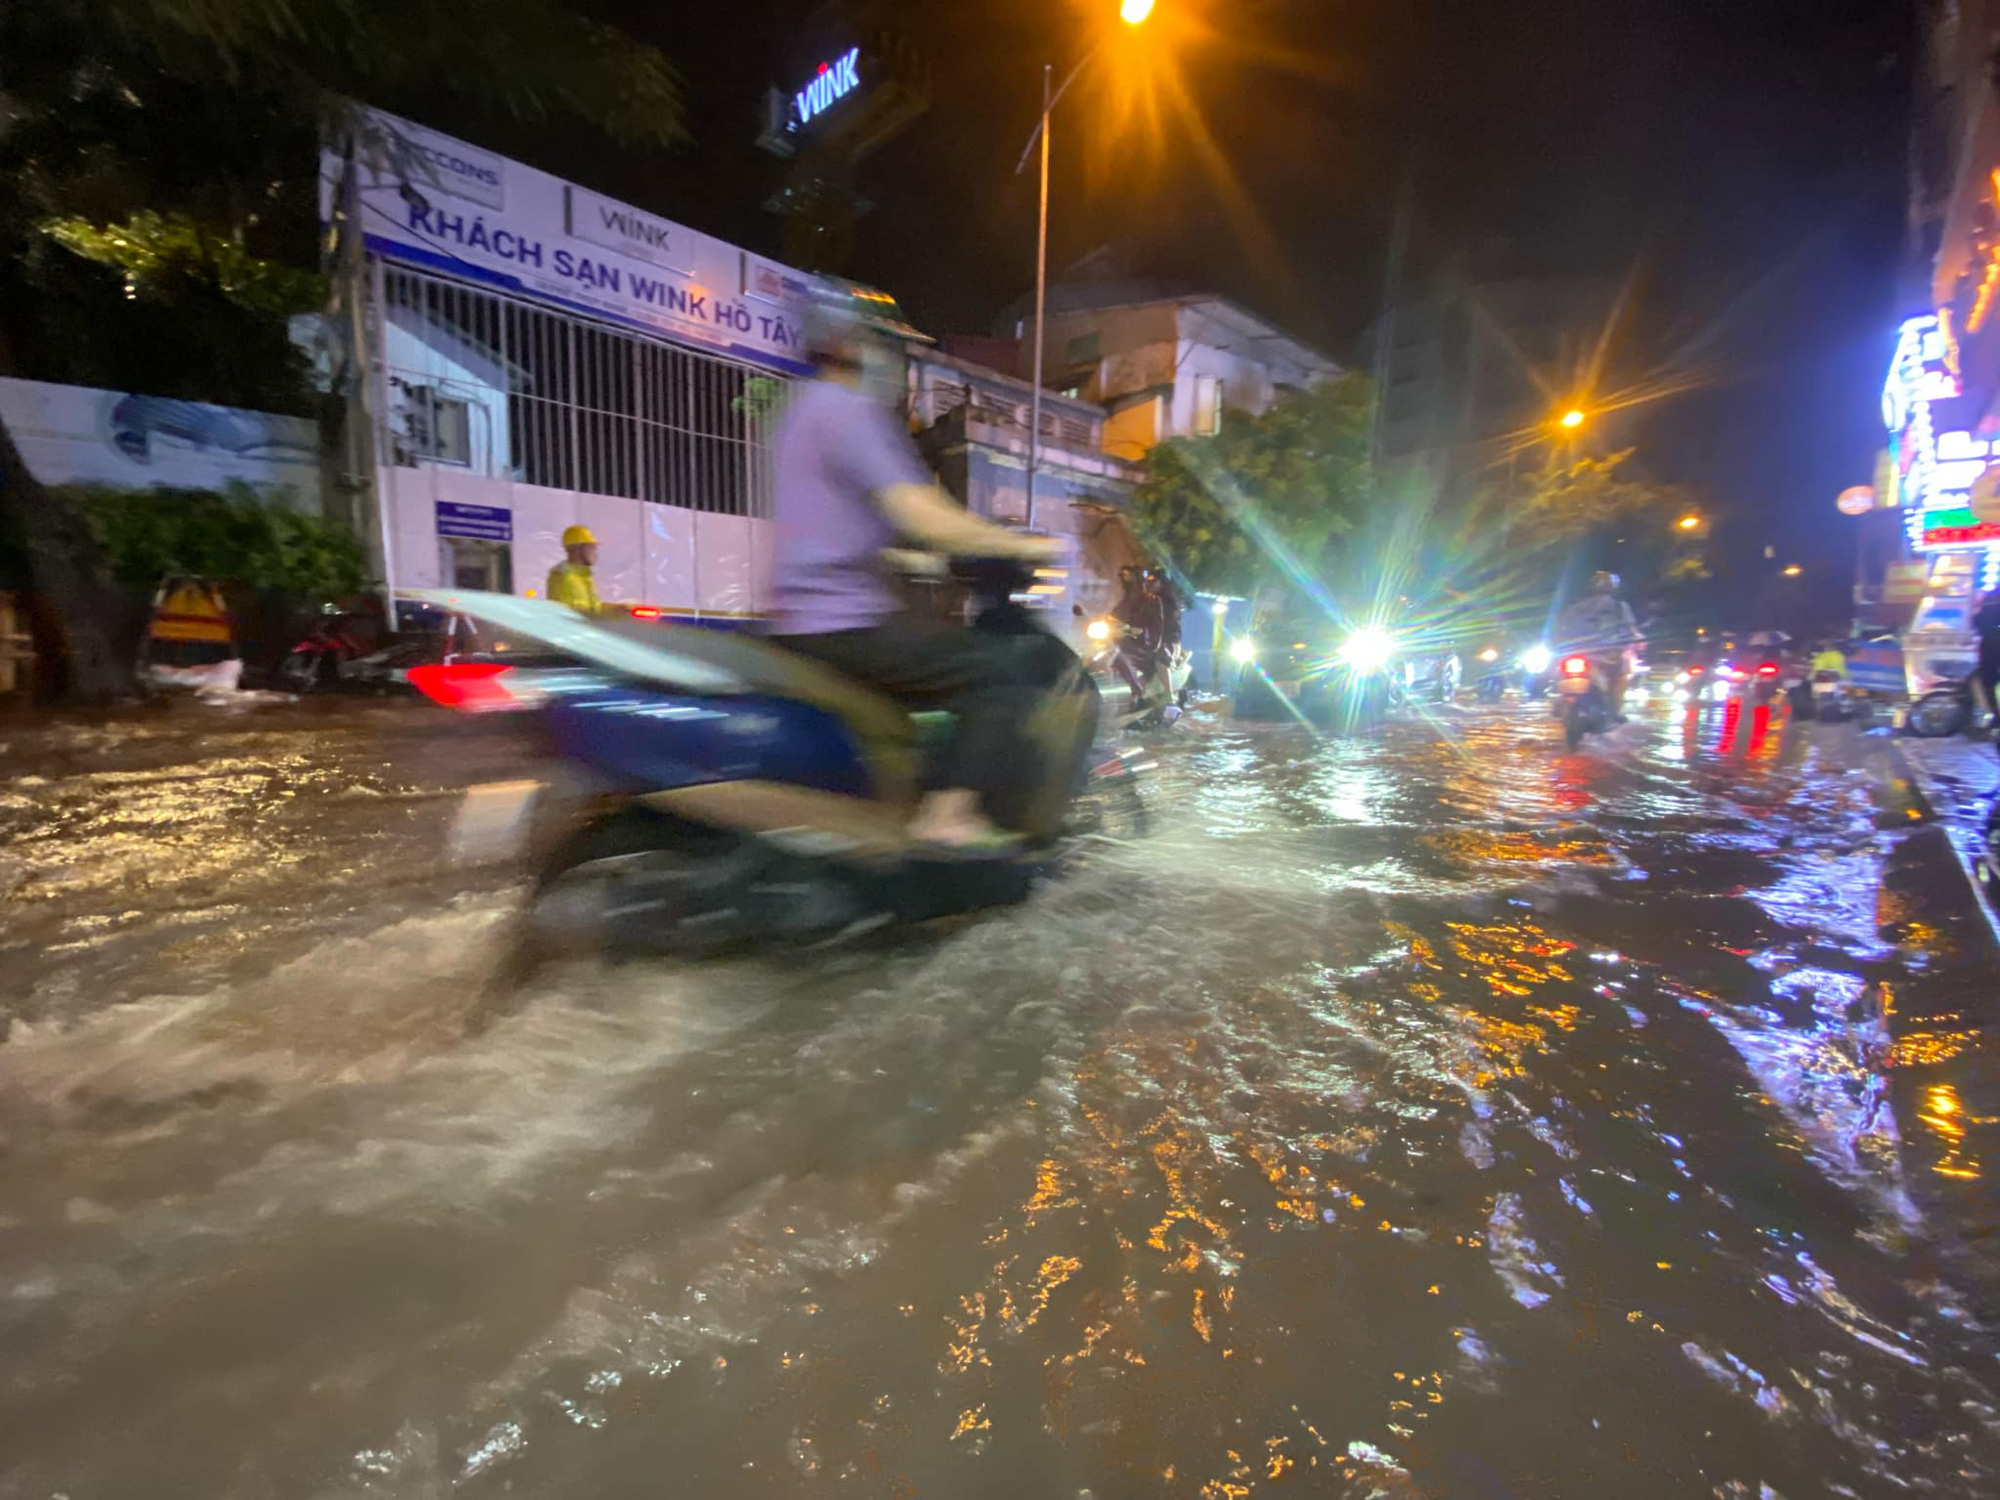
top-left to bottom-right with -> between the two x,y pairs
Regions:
1338,625 -> 1395,672
1478,647 -> 1500,663
1519,645 -> 1553,675
1086,617 -> 1112,642
1230,637 -> 1258,664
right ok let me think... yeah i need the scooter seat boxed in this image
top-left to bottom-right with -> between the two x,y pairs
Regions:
593,617 -> 922,801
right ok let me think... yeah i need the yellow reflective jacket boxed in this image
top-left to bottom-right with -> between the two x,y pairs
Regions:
544,561 -> 600,615
1809,649 -> 1846,679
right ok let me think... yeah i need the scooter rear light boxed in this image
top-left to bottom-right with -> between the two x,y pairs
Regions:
1755,662 -> 1779,677
407,661 -> 520,713
1561,655 -> 1589,676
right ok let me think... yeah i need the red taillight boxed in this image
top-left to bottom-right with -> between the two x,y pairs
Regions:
630,606 -> 662,620
1755,662 -> 1779,677
1688,665 -> 1704,675
407,662 -> 517,713
1561,655 -> 1589,676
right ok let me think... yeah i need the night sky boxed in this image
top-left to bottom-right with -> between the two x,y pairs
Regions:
566,0 -> 1912,613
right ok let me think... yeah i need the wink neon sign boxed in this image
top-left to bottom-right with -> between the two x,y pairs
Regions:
794,48 -> 862,129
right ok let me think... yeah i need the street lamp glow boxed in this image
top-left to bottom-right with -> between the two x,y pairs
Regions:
1120,0 -> 1155,23
1677,514 -> 1701,531
1559,408 -> 1586,430
1782,564 -> 1803,577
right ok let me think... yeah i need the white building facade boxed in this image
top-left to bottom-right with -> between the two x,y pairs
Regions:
324,105 -> 813,623
1004,287 -> 1337,461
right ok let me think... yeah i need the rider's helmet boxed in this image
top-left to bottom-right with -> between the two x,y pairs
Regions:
801,277 -> 930,370
1589,569 -> 1620,595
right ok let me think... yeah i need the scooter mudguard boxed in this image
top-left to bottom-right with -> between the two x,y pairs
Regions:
544,687 -> 874,797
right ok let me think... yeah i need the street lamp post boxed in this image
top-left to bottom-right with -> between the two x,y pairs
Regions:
1016,3 -> 1151,529
1026,61 -> 1053,530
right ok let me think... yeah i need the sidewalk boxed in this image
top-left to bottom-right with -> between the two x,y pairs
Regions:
1893,733 -> 2000,932
1868,730 -> 2000,1307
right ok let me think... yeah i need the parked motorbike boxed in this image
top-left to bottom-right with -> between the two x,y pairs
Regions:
1555,650 -> 1617,750
406,562 -> 1147,959
278,601 -> 382,691
1907,672 -> 1993,739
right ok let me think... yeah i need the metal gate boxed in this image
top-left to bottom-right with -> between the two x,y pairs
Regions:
375,264 -> 785,517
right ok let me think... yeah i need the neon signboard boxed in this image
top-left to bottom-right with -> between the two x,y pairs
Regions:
1881,313 -> 1997,550
792,47 -> 862,131
1918,506 -> 2000,547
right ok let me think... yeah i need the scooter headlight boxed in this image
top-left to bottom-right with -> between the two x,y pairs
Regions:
1230,637 -> 1258,664
1338,625 -> 1396,672
1086,617 -> 1112,643
1519,645 -> 1553,676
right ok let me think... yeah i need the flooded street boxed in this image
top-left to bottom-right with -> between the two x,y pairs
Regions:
3,698 -> 1999,1499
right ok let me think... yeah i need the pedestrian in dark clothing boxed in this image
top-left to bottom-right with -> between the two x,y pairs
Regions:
1973,589 -> 2000,719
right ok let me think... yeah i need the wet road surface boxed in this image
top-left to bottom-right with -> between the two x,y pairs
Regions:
3,697 -> 1999,1498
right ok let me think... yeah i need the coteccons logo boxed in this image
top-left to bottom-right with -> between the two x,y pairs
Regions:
793,47 -> 862,130
408,136 -> 506,210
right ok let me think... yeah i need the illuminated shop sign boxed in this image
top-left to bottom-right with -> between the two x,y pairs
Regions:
793,47 -> 863,130
1918,506 -> 2000,547
1882,313 -> 1986,550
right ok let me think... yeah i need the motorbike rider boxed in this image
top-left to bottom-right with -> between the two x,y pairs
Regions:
1110,563 -> 1167,700
770,277 -> 1064,852
1551,569 -> 1641,718
1146,569 -> 1183,658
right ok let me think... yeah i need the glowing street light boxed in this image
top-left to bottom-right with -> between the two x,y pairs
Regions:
1558,408 -> 1586,430
1677,514 -> 1701,531
1019,2 -> 1155,525
1782,564 -> 1803,577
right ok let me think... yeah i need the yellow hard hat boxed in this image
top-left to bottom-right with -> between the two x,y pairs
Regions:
562,525 -> 598,548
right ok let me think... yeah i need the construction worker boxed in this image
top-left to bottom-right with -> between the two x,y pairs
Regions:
545,525 -> 601,614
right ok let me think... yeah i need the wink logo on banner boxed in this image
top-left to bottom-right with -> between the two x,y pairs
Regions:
793,48 -> 862,128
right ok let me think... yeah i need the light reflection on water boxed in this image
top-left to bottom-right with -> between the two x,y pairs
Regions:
0,704 -> 1996,1498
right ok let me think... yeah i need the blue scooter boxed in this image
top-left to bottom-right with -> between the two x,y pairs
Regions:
405,561 -> 1146,958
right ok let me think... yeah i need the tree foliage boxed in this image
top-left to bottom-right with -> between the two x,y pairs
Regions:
1130,375 -> 1375,596
70,483 -> 367,598
0,0 -> 688,402
0,0 -> 688,698
1484,449 -> 1693,546
1458,447 -> 1708,608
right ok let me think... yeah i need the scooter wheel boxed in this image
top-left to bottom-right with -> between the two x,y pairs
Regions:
1068,754 -> 1150,841
1908,691 -> 1968,739
278,651 -> 325,693
532,808 -> 766,957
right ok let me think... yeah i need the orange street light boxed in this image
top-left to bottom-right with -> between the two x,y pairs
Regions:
1677,514 -> 1701,531
1558,408 -> 1586,430
1019,0 -> 1155,523
1782,564 -> 1802,577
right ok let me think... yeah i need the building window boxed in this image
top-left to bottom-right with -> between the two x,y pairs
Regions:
405,385 -> 473,465
1193,375 -> 1224,436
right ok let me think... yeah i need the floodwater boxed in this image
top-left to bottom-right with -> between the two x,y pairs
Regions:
2,696 -> 1998,1499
